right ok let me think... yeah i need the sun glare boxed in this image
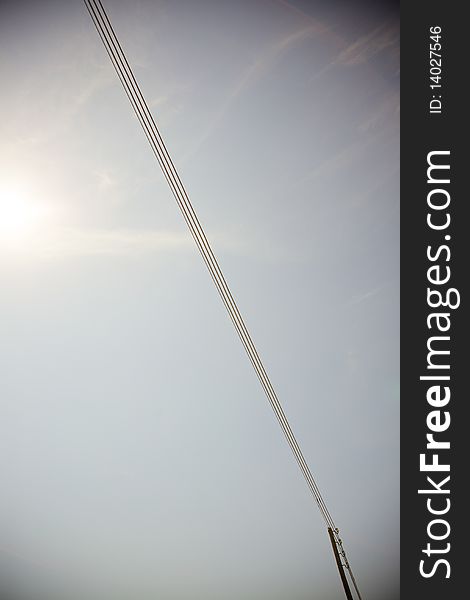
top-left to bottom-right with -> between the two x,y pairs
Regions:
0,184 -> 43,242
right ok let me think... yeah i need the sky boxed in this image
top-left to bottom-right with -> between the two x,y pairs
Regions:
0,1 -> 399,598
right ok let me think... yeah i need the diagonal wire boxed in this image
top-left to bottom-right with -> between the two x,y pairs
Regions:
83,0 -> 334,531
83,1 -> 363,598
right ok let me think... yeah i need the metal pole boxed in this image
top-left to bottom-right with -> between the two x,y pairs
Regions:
327,527 -> 354,600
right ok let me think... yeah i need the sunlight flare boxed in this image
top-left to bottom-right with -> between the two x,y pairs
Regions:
0,183 -> 46,243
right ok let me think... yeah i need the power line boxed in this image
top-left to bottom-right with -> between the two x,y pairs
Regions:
83,2 -> 363,598
84,0 -> 335,533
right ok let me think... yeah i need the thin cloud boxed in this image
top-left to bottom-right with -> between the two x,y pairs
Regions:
5,227 -> 192,260
1,66 -> 115,151
311,21 -> 399,82
334,22 -> 399,66
94,169 -> 117,191
274,0 -> 343,46
357,91 -> 400,133
296,133 -> 379,189
349,283 -> 388,305
2,223 -> 307,265
184,24 -> 327,159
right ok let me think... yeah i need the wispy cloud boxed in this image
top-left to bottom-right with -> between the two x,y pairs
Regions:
94,169 -> 117,191
2,227 -> 192,260
146,82 -> 193,127
357,91 -> 400,134
349,283 -> 388,306
334,22 -> 399,67
184,24 -> 328,158
1,65 -> 115,152
275,0 -> 342,45
298,138 -> 368,186
310,20 -> 399,83
2,222 -> 308,265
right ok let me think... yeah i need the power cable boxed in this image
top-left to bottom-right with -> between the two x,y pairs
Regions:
83,2 -> 363,598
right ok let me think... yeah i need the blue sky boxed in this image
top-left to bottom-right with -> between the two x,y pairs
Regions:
1,1 -> 399,598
